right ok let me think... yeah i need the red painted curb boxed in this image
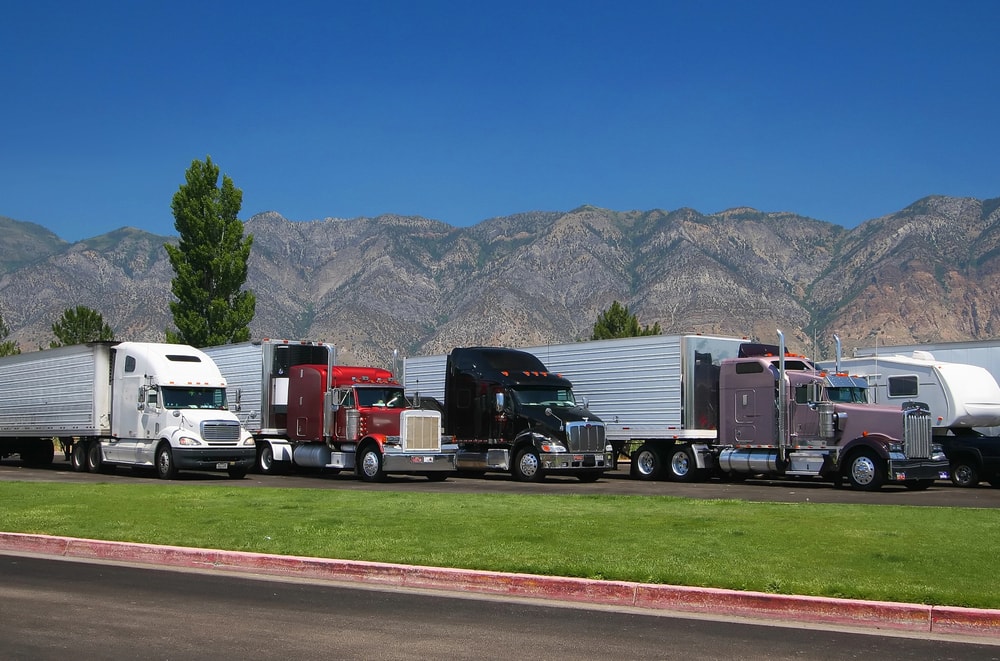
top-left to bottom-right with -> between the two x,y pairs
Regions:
2,532 -> 998,638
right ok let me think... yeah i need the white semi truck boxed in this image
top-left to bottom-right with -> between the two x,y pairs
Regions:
0,341 -> 256,479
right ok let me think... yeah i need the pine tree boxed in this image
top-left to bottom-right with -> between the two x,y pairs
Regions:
591,300 -> 661,340
50,305 -> 115,347
165,156 -> 255,347
0,309 -> 19,357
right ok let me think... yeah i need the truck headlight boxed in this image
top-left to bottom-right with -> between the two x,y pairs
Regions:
540,443 -> 567,453
177,436 -> 204,446
242,436 -> 256,446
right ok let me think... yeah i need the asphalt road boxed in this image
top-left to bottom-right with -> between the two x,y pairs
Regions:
1,456 -> 998,508
2,554 -> 996,660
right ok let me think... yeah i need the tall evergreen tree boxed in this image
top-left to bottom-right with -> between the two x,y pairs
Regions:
50,305 -> 115,347
591,300 -> 661,340
165,156 -> 255,347
0,309 -> 19,357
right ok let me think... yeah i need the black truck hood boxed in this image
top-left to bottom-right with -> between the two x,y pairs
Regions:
520,405 -> 602,430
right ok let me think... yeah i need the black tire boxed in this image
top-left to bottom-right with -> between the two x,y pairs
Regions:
904,479 -> 934,491
576,471 -> 601,483
357,445 -> 386,482
227,465 -> 248,479
155,444 -> 178,480
630,445 -> 661,481
667,444 -> 703,482
844,449 -> 885,491
512,447 -> 544,482
71,442 -> 87,472
950,460 -> 981,488
86,441 -> 104,473
425,472 -> 449,482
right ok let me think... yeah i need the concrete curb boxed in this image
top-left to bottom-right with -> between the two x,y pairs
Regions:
2,532 -> 998,639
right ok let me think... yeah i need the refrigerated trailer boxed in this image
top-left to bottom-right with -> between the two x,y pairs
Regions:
0,341 -> 256,478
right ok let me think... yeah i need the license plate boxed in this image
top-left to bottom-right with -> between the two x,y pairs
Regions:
216,462 -> 229,470
423,456 -> 434,463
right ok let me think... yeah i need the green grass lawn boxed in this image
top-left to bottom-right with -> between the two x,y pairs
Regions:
1,481 -> 997,609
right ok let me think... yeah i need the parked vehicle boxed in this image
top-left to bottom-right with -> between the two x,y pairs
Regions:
820,347 -> 1000,487
403,346 -> 612,482
203,339 -> 455,481
0,341 -> 256,479
513,332 -> 947,491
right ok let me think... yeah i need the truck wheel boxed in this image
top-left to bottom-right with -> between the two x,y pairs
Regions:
358,445 -> 386,482
950,460 -> 980,488
227,465 -> 248,479
667,444 -> 702,482
86,441 -> 104,473
71,442 -> 87,472
512,447 -> 544,482
904,479 -> 934,491
844,449 -> 885,491
257,444 -> 286,475
156,445 -> 178,480
630,445 -> 661,480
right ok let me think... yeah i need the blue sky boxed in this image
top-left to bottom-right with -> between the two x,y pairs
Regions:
2,1 -> 998,243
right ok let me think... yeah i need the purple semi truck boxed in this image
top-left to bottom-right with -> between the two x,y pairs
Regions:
511,332 -> 949,492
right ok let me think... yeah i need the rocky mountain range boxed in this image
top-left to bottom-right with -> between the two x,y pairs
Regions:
1,194 -> 998,367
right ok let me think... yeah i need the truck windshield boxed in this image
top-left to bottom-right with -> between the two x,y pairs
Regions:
511,387 -> 576,408
160,387 -> 228,410
826,387 -> 868,403
355,387 -> 407,408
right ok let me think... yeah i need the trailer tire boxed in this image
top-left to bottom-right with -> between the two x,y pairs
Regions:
630,445 -> 662,481
71,442 -> 87,472
156,444 -> 178,480
357,444 -> 386,482
86,441 -> 104,473
512,447 -> 544,482
667,444 -> 702,483
950,460 -> 980,488
844,449 -> 885,491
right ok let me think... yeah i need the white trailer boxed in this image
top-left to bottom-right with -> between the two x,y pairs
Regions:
0,342 -> 256,478
852,339 -> 1000,435
817,353 -> 1000,432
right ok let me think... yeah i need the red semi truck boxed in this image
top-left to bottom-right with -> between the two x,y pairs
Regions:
203,339 -> 455,481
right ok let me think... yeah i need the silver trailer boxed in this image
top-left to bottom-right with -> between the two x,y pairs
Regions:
520,335 -> 748,448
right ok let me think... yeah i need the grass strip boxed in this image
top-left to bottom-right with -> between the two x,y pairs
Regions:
0,481 -> 996,609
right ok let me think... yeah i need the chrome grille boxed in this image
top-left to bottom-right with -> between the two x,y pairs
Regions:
201,420 -> 241,444
401,411 -> 441,451
566,421 -> 606,453
903,408 -> 932,458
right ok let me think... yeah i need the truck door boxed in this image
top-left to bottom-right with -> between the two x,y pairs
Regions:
733,389 -> 758,444
110,353 -> 146,463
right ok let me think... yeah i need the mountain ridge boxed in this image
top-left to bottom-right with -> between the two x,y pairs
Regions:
1,195 -> 997,366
